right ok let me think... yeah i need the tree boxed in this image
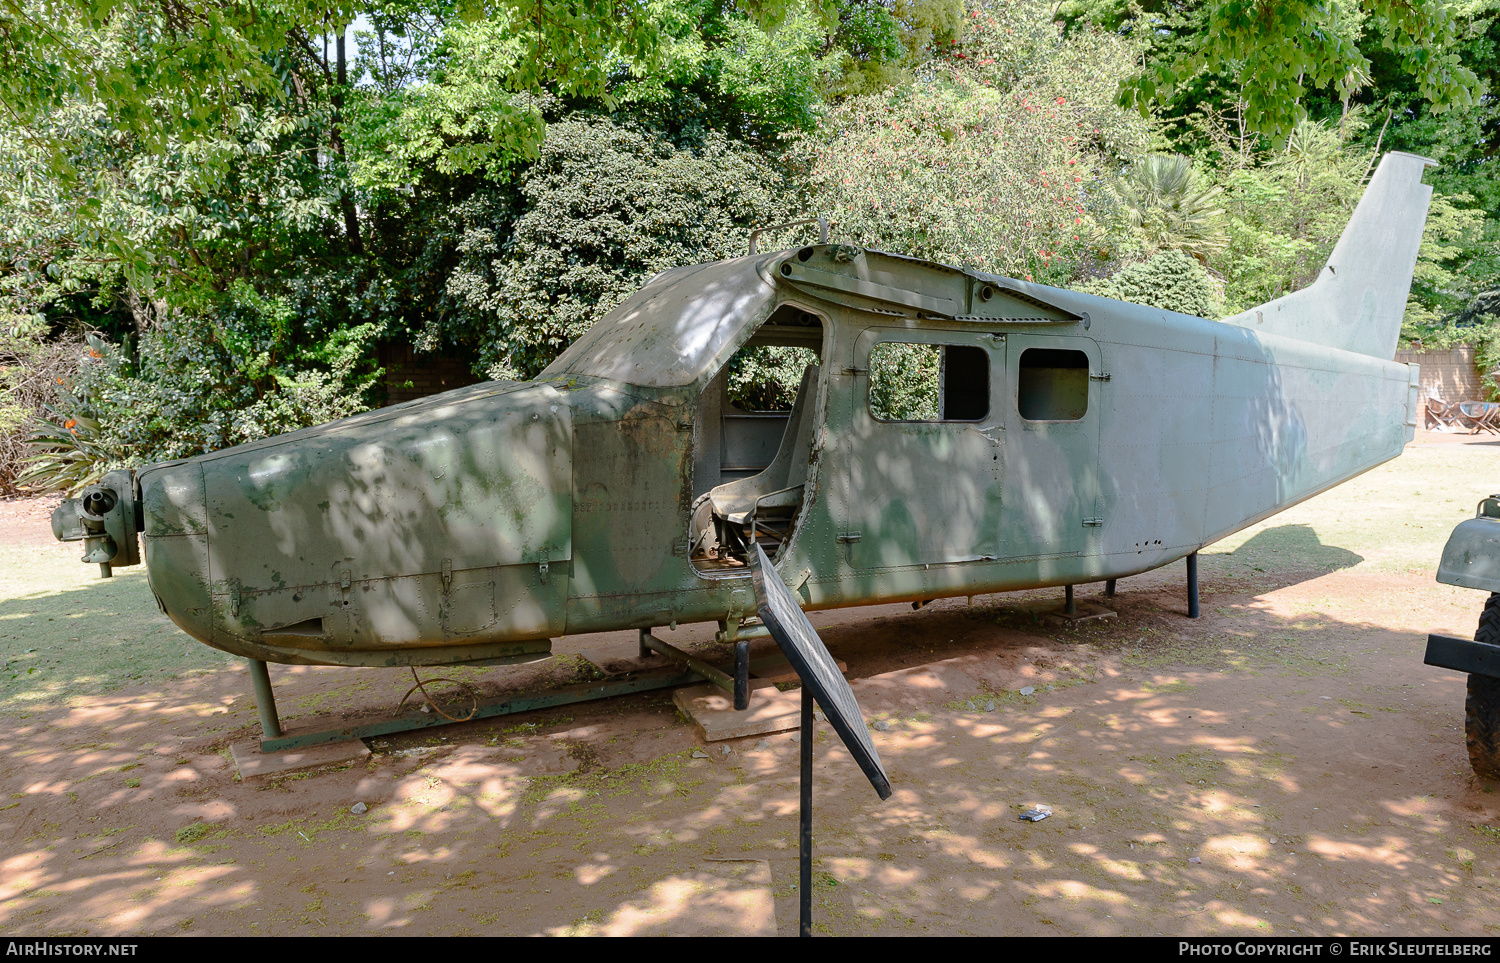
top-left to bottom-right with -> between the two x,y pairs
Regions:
0,0 -> 674,162
436,116 -> 799,380
1084,249 -> 1223,317
802,0 -> 1150,282
1102,0 -> 1481,139
1100,153 -> 1228,263
1207,119 -> 1372,313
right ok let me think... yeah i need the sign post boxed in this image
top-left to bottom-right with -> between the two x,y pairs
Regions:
750,544 -> 893,937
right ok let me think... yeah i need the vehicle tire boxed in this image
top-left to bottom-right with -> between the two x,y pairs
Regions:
1466,592 -> 1500,779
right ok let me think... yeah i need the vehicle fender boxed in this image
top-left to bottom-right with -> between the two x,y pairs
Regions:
1438,504 -> 1500,591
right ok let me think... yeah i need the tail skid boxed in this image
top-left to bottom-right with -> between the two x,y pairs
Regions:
1224,151 -> 1435,361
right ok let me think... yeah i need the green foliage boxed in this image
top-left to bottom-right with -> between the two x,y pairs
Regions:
26,288 -> 383,483
349,0 -> 842,185
1205,119 -> 1371,313
437,117 -> 798,380
1399,185 -> 1500,399
1099,154 -> 1227,262
1182,112 -> 1494,330
0,315 -> 91,493
17,399 -> 110,496
1113,0 -> 1481,139
0,0 -> 675,175
1371,5 -> 1500,333
802,0 -> 1150,282
726,346 -> 819,411
826,0 -> 966,96
0,0 -> 359,160
1084,249 -> 1224,318
1405,190 -> 1489,327
868,342 -> 939,420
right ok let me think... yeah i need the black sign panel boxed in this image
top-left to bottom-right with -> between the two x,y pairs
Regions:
750,544 -> 892,800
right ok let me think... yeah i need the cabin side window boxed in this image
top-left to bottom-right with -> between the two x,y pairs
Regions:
1017,348 -> 1089,421
868,342 -> 989,422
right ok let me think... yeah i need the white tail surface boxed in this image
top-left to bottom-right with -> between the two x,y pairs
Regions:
1224,151 -> 1435,360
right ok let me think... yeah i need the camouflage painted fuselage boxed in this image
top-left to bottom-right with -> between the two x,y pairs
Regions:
68,153 -> 1432,666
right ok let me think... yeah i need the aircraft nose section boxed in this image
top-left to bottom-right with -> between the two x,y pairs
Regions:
135,381 -> 574,665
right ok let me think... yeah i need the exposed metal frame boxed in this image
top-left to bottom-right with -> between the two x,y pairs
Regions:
245,632 -> 762,752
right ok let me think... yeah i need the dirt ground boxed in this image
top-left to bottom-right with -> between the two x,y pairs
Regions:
3,431 -> 1500,937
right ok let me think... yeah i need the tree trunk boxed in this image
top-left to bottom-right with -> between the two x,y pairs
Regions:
333,26 -> 363,255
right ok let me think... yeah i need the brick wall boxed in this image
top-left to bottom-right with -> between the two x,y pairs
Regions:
377,343 -> 484,406
1395,346 -> 1484,402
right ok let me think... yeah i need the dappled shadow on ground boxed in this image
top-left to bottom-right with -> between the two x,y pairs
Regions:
0,561 -> 1493,936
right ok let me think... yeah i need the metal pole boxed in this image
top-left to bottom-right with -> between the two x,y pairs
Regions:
800,684 -> 812,938
248,659 -> 282,740
1064,583 -> 1076,616
1104,578 -> 1116,598
1187,551 -> 1200,619
734,639 -> 750,711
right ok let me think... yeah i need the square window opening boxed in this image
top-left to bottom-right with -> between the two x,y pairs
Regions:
1018,348 -> 1089,421
869,342 -> 990,422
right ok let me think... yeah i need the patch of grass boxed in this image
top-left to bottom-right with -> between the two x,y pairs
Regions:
175,822 -> 215,845
1172,750 -> 1225,784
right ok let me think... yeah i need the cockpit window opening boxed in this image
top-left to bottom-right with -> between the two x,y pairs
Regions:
723,305 -> 824,412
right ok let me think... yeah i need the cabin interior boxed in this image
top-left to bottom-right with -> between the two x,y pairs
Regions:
689,303 -> 824,574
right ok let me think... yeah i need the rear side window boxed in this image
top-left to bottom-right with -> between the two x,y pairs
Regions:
1018,348 -> 1088,421
868,342 -> 990,422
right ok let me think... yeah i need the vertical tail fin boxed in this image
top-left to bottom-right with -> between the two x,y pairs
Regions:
1225,151 -> 1436,360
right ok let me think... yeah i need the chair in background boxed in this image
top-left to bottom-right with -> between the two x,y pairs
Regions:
1459,401 -> 1500,435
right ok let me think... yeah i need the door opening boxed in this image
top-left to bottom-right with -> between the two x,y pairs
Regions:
690,305 -> 825,573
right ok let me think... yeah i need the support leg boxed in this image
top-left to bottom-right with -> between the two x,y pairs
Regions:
638,628 -> 653,659
248,659 -> 282,741
800,684 -> 812,938
1064,583 -> 1076,616
734,639 -> 750,711
1187,551 -> 1200,619
1104,578 -> 1116,598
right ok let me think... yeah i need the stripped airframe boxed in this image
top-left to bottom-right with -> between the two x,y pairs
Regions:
53,152 -> 1433,677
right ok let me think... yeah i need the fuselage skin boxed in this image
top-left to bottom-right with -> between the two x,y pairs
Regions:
130,246 -> 1416,667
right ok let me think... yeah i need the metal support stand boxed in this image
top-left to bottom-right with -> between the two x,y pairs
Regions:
638,628 -> 653,659
1064,584 -> 1076,616
250,639 -> 789,753
248,659 -> 283,740
734,639 -> 750,710
1187,551 -> 1200,619
799,684 -> 812,938
640,631 -> 750,709
1104,578 -> 1116,598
